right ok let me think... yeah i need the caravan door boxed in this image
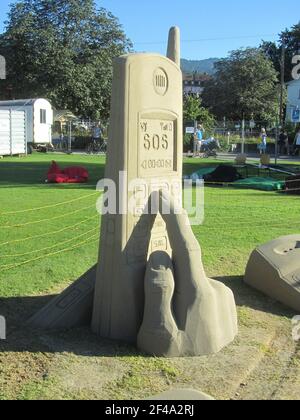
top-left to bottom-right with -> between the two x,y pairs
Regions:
0,110 -> 26,156
11,111 -> 26,154
0,110 -> 11,155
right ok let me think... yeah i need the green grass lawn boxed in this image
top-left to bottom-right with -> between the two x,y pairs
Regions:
0,153 -> 105,297
1,153 -> 299,296
0,153 -> 299,400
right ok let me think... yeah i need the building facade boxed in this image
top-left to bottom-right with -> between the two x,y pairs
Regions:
183,73 -> 211,96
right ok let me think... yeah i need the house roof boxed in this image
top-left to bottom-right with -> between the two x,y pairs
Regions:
54,110 -> 78,122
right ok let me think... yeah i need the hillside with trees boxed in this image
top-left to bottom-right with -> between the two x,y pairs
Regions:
181,58 -> 218,74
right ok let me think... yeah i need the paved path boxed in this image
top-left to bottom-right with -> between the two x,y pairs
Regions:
217,152 -> 300,164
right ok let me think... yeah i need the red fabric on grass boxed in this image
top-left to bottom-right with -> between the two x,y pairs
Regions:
48,161 -> 63,175
47,161 -> 89,184
64,166 -> 89,180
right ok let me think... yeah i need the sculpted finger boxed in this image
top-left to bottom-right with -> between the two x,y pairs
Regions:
137,251 -> 181,357
160,190 -> 200,255
159,191 -> 210,329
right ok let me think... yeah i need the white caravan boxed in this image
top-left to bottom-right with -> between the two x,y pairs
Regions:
0,98 -> 53,154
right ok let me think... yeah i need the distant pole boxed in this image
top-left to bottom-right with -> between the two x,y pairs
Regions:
69,121 -> 72,153
193,119 -> 197,156
275,116 -> 279,165
276,43 -> 285,165
241,117 -> 245,154
279,43 -> 285,128
227,131 -> 230,146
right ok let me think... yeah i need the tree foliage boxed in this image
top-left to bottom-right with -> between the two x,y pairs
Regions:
183,95 -> 215,130
0,0 -> 132,119
261,22 -> 300,82
202,48 -> 281,123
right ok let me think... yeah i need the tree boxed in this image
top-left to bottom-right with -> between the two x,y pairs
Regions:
183,95 -> 215,130
261,22 -> 300,82
202,48 -> 281,124
0,0 -> 132,120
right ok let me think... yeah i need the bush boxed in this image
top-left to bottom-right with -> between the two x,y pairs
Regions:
215,134 -> 275,145
183,134 -> 194,153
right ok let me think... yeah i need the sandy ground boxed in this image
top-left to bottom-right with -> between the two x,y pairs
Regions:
0,275 -> 299,400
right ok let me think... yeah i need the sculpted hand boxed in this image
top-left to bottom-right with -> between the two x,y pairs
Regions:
137,192 -> 238,357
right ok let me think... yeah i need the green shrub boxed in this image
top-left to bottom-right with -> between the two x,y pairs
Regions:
183,134 -> 194,152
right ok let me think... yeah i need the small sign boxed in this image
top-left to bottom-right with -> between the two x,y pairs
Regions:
185,127 -> 195,134
292,109 -> 300,123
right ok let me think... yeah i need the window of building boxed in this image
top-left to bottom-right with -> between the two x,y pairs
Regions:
40,109 -> 47,124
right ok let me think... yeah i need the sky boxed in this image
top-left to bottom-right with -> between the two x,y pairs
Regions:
0,0 -> 299,60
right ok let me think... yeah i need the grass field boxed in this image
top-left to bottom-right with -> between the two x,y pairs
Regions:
0,153 -> 104,297
0,153 -> 299,400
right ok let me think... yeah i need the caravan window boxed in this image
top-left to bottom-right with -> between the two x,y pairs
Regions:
40,109 -> 47,124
